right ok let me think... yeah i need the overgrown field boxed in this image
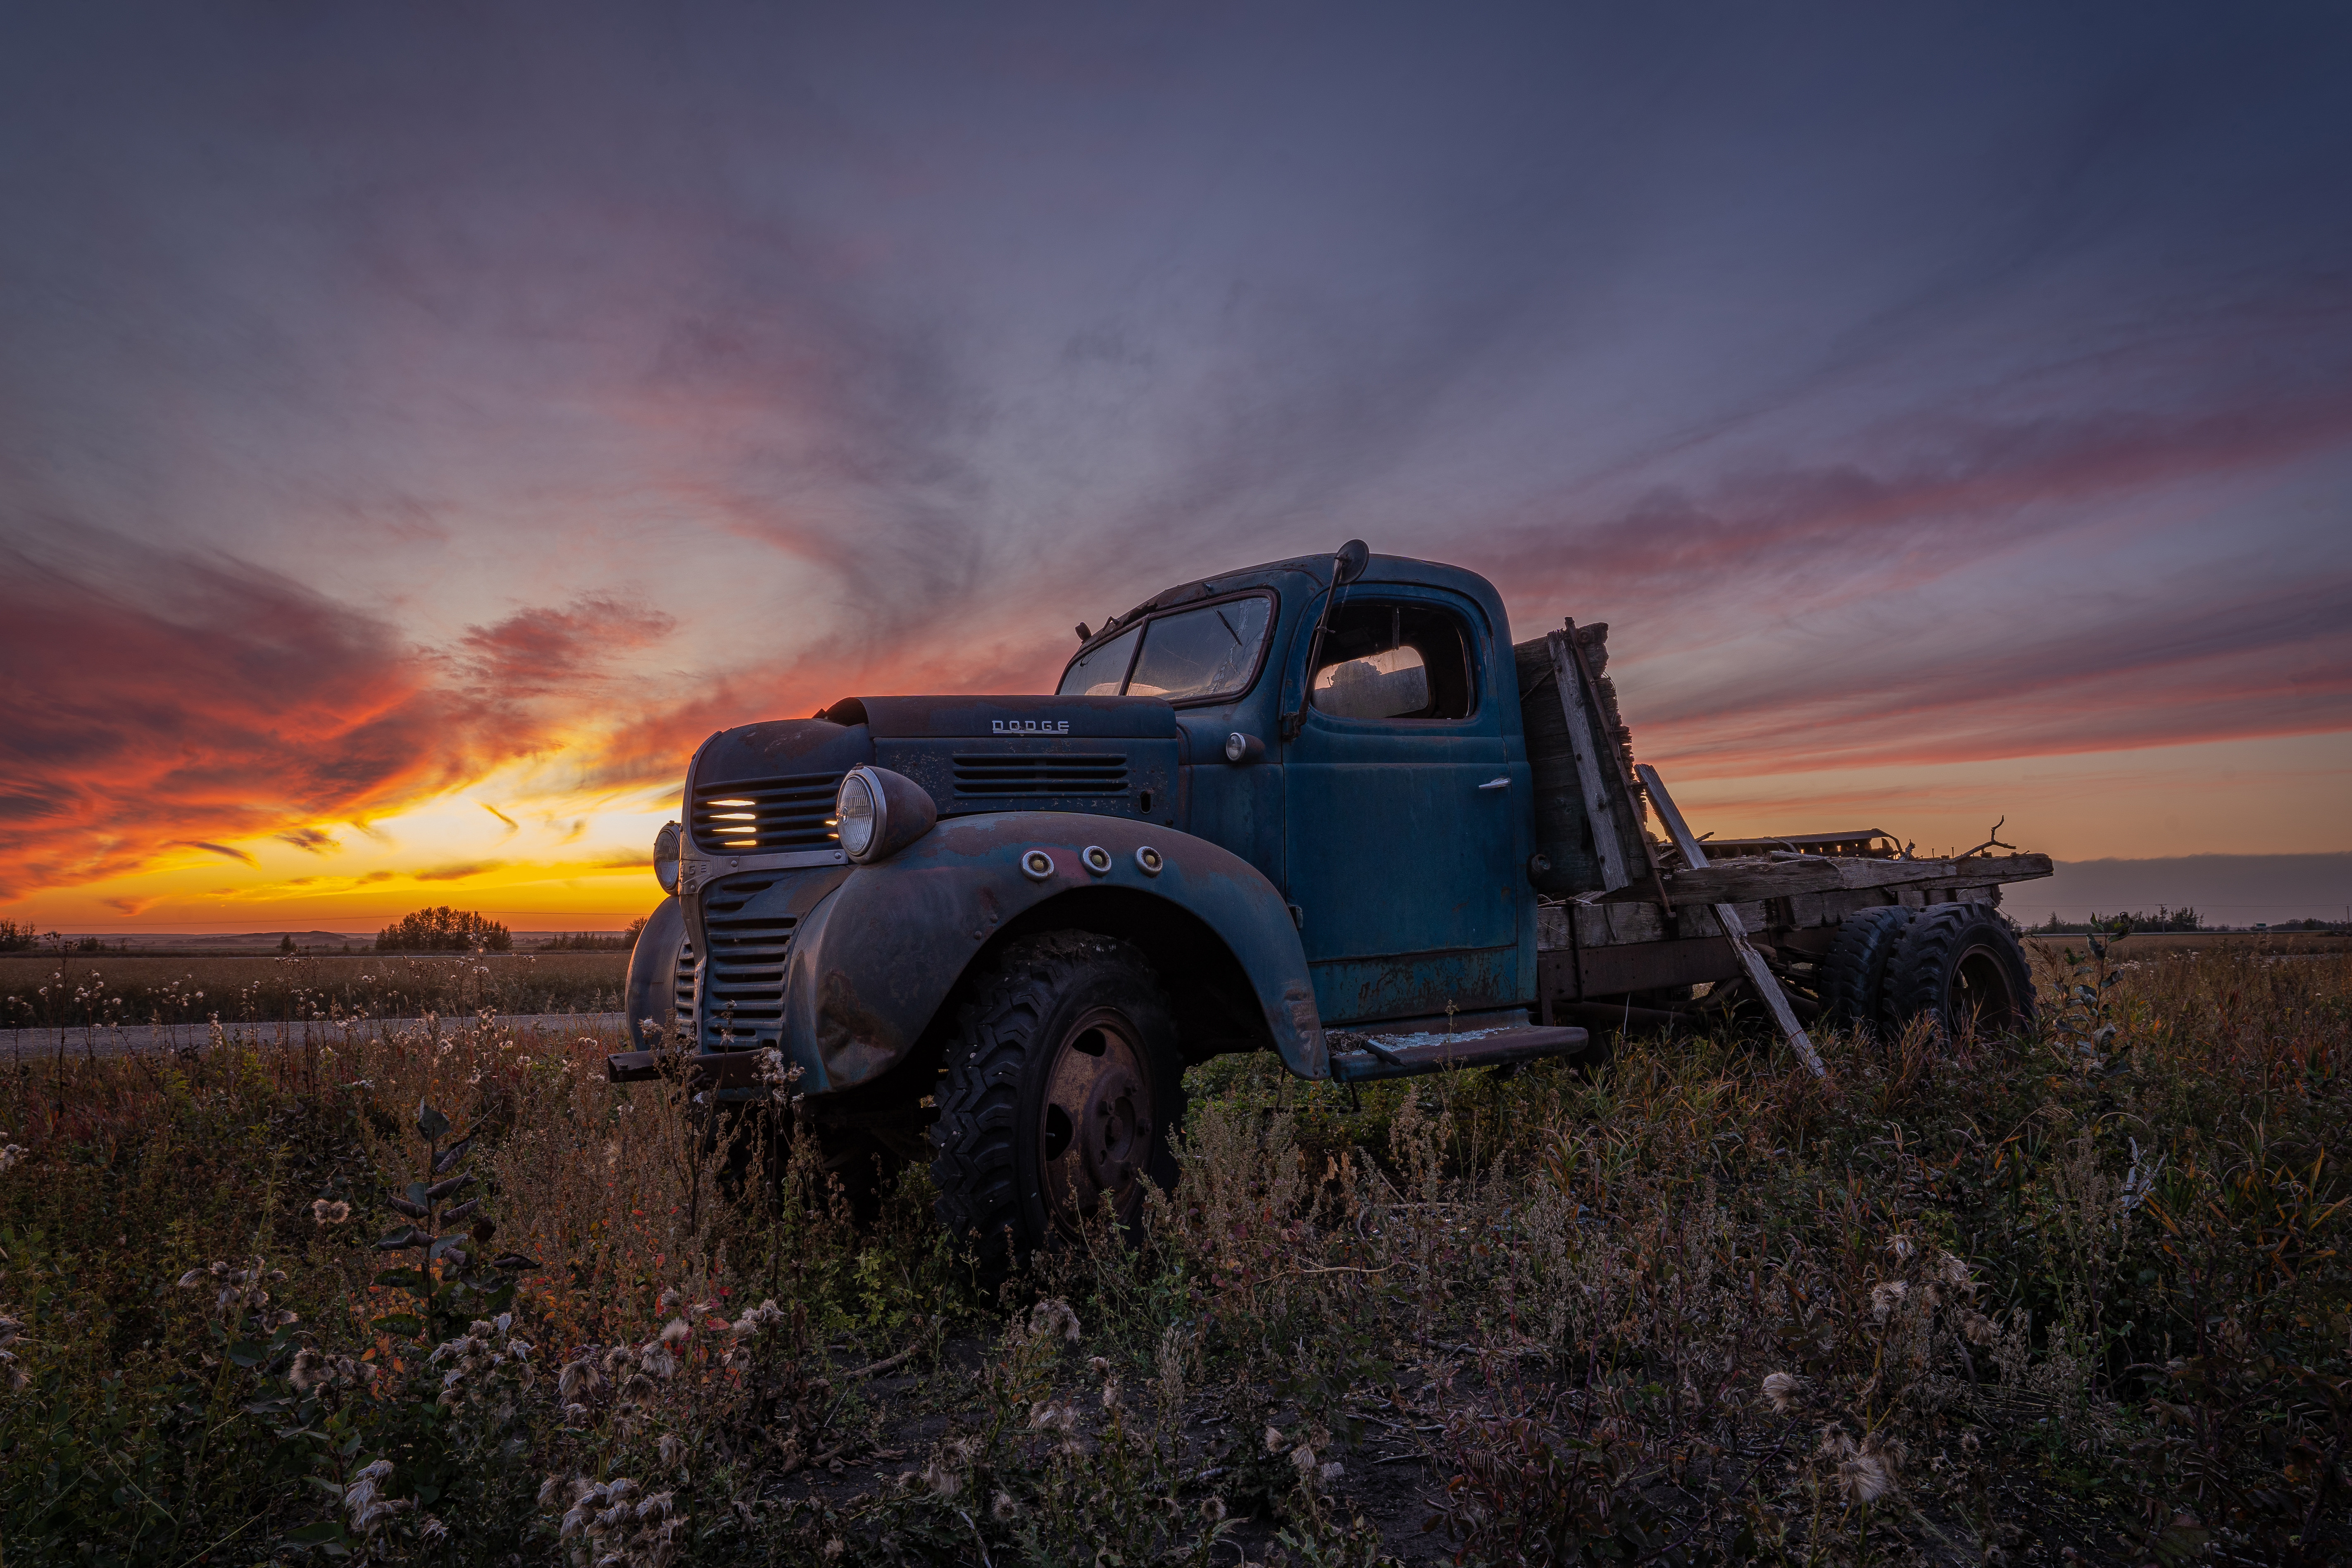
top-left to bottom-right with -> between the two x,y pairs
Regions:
2,943 -> 2346,1565
0,952 -> 631,1036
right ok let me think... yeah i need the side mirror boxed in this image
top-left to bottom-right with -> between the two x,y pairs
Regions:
1333,539 -> 1370,584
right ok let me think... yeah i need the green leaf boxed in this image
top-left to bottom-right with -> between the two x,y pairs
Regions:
416,1099 -> 451,1140
372,1267 -> 426,1290
370,1313 -> 424,1338
406,1181 -> 430,1210
285,1520 -> 347,1545
373,1227 -> 420,1252
227,1339 -> 267,1368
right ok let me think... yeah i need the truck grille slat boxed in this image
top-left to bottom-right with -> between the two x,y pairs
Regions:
670,937 -> 698,1035
690,773 -> 843,853
951,753 -> 1130,797
694,873 -> 794,1049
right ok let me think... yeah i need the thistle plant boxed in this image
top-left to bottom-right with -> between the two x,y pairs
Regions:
371,1097 -> 538,1342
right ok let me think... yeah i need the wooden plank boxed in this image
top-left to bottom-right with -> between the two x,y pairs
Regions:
1546,631 -> 1631,890
1636,764 -> 1826,1079
1647,850 -> 2052,904
1572,935 -> 1741,996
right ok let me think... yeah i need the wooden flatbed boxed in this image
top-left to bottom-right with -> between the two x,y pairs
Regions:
1514,620 -> 2055,1039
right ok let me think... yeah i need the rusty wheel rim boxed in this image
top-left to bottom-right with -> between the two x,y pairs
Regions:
1950,941 -> 2021,1036
1037,1006 -> 1155,1233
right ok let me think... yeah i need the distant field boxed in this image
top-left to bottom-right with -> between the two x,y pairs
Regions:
2024,929 -> 2350,957
0,950 -> 631,1030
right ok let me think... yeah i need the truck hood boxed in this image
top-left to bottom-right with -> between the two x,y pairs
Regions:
687,695 -> 1185,857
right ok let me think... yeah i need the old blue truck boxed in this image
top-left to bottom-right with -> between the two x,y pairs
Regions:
610,543 -> 2052,1262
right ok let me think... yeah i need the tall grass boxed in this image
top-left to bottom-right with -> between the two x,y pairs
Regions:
1,943 -> 2345,1564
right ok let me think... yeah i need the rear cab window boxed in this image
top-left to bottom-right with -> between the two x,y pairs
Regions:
1310,600 -> 1476,721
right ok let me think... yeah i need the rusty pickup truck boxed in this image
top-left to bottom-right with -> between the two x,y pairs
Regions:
611,542 -> 2052,1263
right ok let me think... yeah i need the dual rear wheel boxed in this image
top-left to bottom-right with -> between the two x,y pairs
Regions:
1823,902 -> 2035,1043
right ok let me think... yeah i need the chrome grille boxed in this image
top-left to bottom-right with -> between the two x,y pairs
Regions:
952,753 -> 1129,798
698,874 -> 793,1050
690,773 -> 842,854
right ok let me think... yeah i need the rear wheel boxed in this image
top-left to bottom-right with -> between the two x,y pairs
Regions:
1821,906 -> 1914,1041
930,934 -> 1183,1273
1880,904 -> 2036,1041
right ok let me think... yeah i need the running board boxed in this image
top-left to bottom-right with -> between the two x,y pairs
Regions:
1326,1024 -> 1590,1084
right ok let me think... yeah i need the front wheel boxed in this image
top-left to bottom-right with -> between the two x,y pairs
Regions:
930,934 -> 1184,1273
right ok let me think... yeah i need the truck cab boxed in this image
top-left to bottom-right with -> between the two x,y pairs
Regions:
616,543 -> 2047,1263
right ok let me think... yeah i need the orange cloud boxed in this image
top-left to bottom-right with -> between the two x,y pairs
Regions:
415,861 -> 505,883
175,840 -> 258,866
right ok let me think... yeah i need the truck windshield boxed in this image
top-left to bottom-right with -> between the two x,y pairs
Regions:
1056,594 -> 1273,704
1059,625 -> 1140,696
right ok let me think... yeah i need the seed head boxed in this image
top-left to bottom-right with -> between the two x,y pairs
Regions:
1762,1371 -> 1803,1414
1838,1451 -> 1893,1504
1026,1297 -> 1081,1344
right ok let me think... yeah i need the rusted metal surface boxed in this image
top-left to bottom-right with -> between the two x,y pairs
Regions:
1309,946 -> 1522,1026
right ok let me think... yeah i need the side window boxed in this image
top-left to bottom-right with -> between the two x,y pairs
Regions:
1311,601 -> 1475,721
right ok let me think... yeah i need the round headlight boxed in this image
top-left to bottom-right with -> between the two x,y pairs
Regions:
653,821 -> 682,894
834,772 -> 878,859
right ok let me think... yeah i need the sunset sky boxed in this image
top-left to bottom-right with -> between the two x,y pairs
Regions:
4,5 -> 2348,933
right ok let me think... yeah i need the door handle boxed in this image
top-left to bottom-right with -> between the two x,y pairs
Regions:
1478,776 -> 1510,791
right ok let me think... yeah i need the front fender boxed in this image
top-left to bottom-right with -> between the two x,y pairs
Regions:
624,896 -> 686,1048
784,813 -> 1325,1091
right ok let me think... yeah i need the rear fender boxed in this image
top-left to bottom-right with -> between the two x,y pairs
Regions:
786,814 -> 1325,1090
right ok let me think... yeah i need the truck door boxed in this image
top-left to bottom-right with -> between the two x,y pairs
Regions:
1281,588 -> 1522,1025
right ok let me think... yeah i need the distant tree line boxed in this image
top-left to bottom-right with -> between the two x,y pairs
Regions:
536,915 -> 650,952
375,907 -> 513,952
2034,907 -> 2204,935
0,922 -> 114,954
